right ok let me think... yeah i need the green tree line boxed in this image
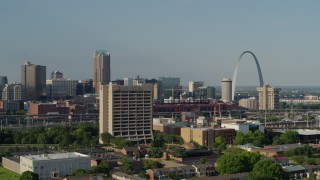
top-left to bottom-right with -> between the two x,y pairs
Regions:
0,123 -> 99,148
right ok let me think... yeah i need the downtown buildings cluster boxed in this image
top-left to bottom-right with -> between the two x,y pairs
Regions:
0,50 -> 284,145
3,50 -> 320,180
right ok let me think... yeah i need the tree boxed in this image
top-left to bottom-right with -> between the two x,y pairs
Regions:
216,148 -> 261,175
148,147 -> 163,158
198,157 -> 207,164
247,159 -> 287,180
166,171 -> 179,180
151,139 -> 165,148
289,155 -> 308,165
296,145 -> 313,157
246,131 -> 255,143
216,152 -> 248,174
143,159 -> 164,169
212,136 -> 226,155
279,102 -> 287,109
71,168 -> 87,176
119,157 -> 133,173
273,130 -> 299,145
168,146 -> 186,157
20,171 -> 39,180
37,133 -> 47,144
272,136 -> 282,145
281,130 -> 299,144
251,130 -> 266,147
138,171 -> 147,179
92,160 -> 111,175
234,131 -> 247,145
153,131 -> 184,145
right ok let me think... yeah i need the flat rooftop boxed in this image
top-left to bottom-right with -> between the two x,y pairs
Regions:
21,152 -> 89,161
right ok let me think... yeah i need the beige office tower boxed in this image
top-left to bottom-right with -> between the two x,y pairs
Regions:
93,50 -> 110,94
257,84 -> 281,110
99,84 -> 153,144
221,78 -> 232,102
188,81 -> 204,93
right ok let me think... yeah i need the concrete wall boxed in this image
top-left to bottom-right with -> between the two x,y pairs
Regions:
2,157 -> 20,173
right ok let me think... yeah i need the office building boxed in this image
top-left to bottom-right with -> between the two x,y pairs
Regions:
46,79 -> 78,99
124,78 -> 133,86
239,97 -> 258,110
221,78 -> 232,102
99,84 -> 153,144
0,76 -> 8,100
21,62 -> 46,101
159,77 -> 181,99
2,83 -> 23,101
221,119 -> 264,134
180,127 -> 235,146
19,152 -> 91,179
0,100 -> 21,112
76,79 -> 93,95
304,95 -> 319,101
189,81 -> 204,93
125,77 -> 162,101
50,71 -> 63,80
257,84 -> 281,110
193,86 -> 215,99
93,50 -> 110,93
0,76 -> 8,86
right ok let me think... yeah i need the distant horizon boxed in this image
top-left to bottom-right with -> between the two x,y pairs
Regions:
1,1 -> 320,86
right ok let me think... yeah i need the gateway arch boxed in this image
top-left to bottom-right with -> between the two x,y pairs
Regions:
232,51 -> 264,101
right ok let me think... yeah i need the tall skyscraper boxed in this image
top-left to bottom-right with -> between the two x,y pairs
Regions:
221,78 -> 232,102
21,62 -> 46,101
93,50 -> 110,94
99,84 -> 153,144
257,84 -> 281,110
51,71 -> 63,80
0,76 -> 8,100
0,76 -> 8,86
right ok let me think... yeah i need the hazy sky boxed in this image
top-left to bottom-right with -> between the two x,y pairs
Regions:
1,0 -> 319,86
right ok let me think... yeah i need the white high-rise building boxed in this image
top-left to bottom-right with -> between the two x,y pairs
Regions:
221,78 -> 232,102
99,84 -> 153,144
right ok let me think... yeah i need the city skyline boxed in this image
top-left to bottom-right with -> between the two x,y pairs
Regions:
1,1 -> 320,86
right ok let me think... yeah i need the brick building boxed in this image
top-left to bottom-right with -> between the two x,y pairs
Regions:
181,127 -> 235,146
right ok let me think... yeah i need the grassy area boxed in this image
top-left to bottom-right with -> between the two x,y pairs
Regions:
0,167 -> 20,180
